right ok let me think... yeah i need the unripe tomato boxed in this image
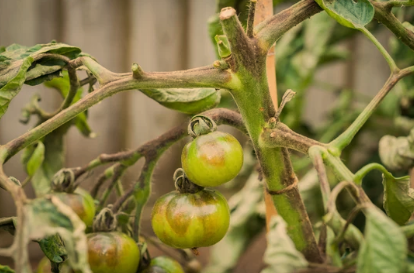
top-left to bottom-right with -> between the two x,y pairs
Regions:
87,232 -> 140,273
181,131 -> 243,187
53,188 -> 95,227
141,256 -> 184,273
151,189 -> 230,249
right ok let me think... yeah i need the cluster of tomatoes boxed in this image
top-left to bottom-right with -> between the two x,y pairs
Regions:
38,187 -> 185,273
37,115 -> 243,273
151,116 -> 244,251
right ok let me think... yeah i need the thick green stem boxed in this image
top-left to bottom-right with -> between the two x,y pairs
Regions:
220,8 -> 321,262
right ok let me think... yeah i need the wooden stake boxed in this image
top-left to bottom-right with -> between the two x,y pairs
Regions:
254,0 -> 278,232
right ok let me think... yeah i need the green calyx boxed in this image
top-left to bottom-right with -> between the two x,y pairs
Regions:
215,35 -> 231,58
92,207 -> 118,232
51,169 -> 76,193
187,115 -> 217,138
173,168 -> 204,194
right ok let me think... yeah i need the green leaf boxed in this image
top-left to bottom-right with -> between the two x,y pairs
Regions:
38,234 -> 67,264
261,216 -> 308,273
141,88 -> 221,115
31,126 -> 68,196
25,141 -> 45,177
383,174 -> 414,225
314,0 -> 374,29
0,57 -> 34,119
0,265 -> 14,273
356,206 -> 407,273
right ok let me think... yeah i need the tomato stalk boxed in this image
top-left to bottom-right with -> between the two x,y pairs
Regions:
219,4 -> 323,262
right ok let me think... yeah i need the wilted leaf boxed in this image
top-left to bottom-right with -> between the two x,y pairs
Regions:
0,57 -> 33,119
382,173 -> 414,225
25,196 -> 91,272
379,129 -> 414,171
141,88 -> 221,115
315,0 -> 374,29
261,216 -> 308,273
0,42 -> 81,119
25,141 -> 45,177
357,206 -> 407,273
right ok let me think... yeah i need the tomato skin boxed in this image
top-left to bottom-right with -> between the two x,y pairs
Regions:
53,188 -> 95,227
87,232 -> 140,273
151,189 -> 230,249
141,256 -> 184,273
181,131 -> 243,187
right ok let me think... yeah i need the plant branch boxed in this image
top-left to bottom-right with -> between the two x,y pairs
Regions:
384,0 -> 414,9
329,66 -> 414,154
220,7 -> 254,72
260,122 -> 327,154
37,60 -> 81,120
360,27 -> 399,73
353,163 -> 393,185
1,66 -> 235,162
372,1 -> 414,51
326,181 -> 360,220
255,0 -> 322,50
309,146 -> 364,250
309,147 -> 330,209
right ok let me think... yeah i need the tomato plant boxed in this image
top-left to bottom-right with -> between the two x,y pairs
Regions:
3,0 -> 414,272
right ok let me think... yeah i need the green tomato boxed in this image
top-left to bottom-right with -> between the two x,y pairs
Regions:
181,131 -> 243,187
53,188 -> 95,227
87,232 -> 140,273
151,189 -> 230,249
141,256 -> 184,273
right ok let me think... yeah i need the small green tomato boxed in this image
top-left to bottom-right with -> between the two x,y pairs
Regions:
53,188 -> 95,227
181,131 -> 243,187
151,189 -> 230,249
141,256 -> 184,273
87,232 -> 140,273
